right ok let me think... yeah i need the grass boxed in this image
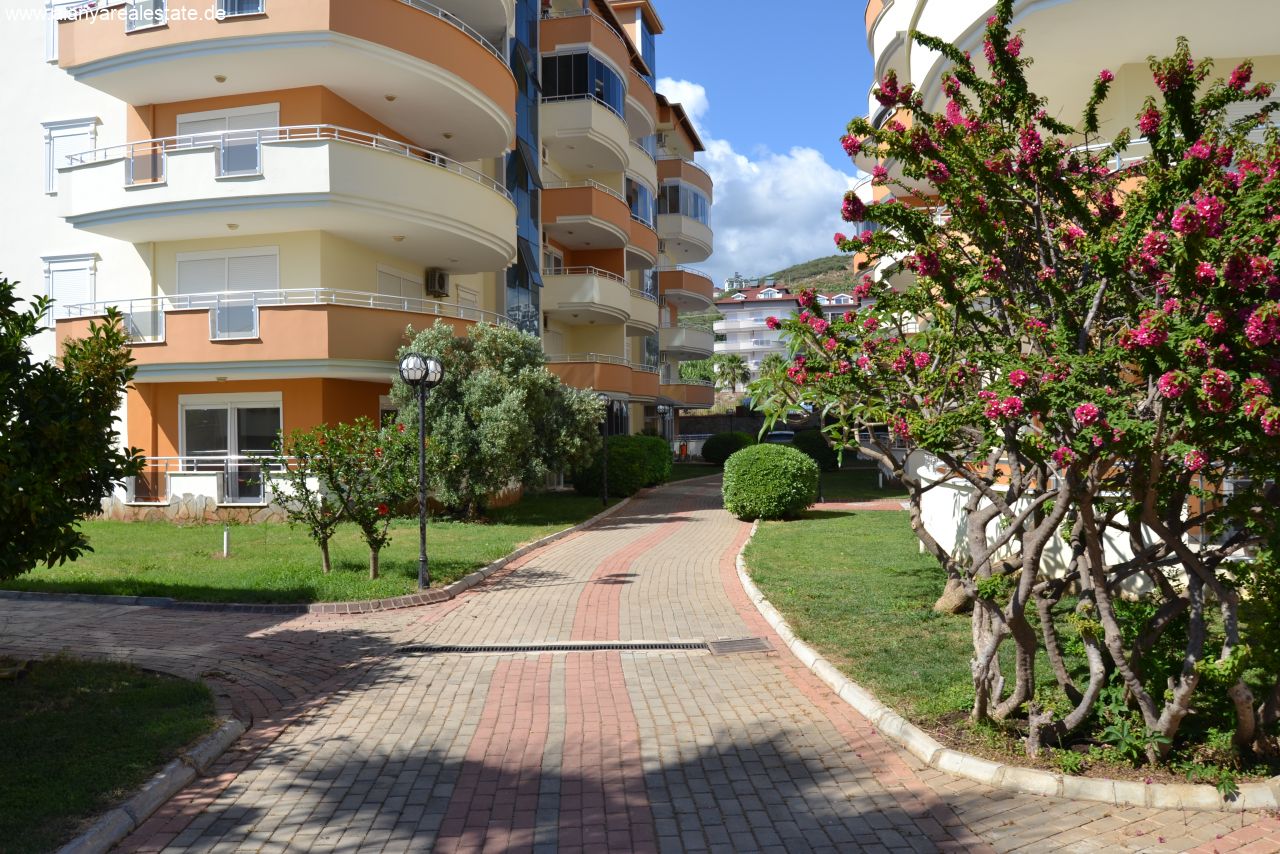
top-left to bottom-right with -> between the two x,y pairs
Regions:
745,509 -> 976,721
819,467 -> 908,502
0,656 -> 215,853
668,462 -> 721,482
2,492 -> 615,604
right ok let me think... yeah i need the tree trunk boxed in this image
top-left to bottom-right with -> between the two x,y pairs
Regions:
933,577 -> 972,614
320,540 -> 332,575
369,548 -> 380,580
1230,678 -> 1258,751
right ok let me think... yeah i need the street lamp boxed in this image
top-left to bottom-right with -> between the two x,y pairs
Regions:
398,351 -> 444,589
596,392 -> 610,508
656,404 -> 671,443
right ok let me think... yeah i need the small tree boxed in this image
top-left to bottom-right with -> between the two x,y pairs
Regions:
270,428 -> 345,574
1,279 -> 141,579
392,321 -> 604,519
715,354 -> 750,393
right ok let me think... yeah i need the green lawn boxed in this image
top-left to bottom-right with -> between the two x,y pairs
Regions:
0,657 -> 216,853
746,509 -> 976,721
2,493 -> 615,604
819,467 -> 908,502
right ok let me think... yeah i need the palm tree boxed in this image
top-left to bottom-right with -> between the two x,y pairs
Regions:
715,354 -> 750,393
758,353 -> 788,377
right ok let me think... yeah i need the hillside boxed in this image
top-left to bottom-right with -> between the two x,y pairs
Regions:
767,255 -> 850,281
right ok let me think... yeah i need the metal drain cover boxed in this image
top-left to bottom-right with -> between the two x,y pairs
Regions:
706,637 -> 774,656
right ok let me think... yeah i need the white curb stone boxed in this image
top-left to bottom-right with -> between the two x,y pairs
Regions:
733,518 -> 1276,812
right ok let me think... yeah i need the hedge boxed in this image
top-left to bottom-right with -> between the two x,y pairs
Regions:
700,431 -> 755,466
571,434 -> 670,497
791,428 -> 839,471
722,444 -> 818,520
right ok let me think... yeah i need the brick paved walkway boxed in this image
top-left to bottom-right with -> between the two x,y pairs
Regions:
4,478 -> 1279,852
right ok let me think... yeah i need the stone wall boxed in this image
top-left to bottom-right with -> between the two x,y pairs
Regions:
100,494 -> 289,524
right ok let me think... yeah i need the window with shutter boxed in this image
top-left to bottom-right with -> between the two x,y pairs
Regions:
43,254 -> 98,320
43,119 -> 98,194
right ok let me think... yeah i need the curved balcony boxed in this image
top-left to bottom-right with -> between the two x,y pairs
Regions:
628,288 -> 659,337
56,0 -> 516,159
57,125 -> 516,272
657,266 -> 714,311
659,325 -> 714,359
628,216 -> 659,268
542,267 -> 631,326
627,142 -> 658,196
660,381 -> 715,409
540,10 -> 632,82
545,353 -> 657,399
54,288 -> 512,383
627,69 -> 659,139
542,181 -> 630,251
657,156 -> 714,202
541,95 -> 630,176
657,214 -> 713,264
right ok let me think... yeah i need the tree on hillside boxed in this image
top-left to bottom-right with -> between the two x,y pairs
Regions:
1,278 -> 141,579
756,2 -> 1280,763
391,321 -> 605,519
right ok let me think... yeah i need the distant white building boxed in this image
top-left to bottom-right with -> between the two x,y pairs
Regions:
712,284 -> 866,381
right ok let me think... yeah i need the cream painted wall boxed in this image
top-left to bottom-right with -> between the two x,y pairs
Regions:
564,323 -> 625,356
0,2 -> 149,361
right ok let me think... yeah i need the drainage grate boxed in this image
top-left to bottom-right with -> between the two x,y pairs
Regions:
398,641 -> 709,655
706,637 -> 774,656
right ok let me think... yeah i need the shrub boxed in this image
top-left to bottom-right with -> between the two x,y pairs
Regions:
791,428 -> 838,471
633,435 -> 672,486
722,444 -> 818,520
571,435 -> 650,497
701,431 -> 755,466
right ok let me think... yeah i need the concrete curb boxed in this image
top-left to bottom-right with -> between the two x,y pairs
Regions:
1,496 -> 635,616
58,718 -> 247,854
734,520 -> 1278,813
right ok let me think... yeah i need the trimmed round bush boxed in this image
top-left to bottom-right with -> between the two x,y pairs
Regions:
633,435 -> 672,486
791,428 -> 838,471
701,431 -> 755,466
571,435 -> 649,497
722,444 -> 819,521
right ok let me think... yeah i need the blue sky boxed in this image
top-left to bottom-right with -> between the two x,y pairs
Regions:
652,1 -> 875,286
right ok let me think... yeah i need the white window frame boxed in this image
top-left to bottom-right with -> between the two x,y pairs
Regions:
43,117 -> 99,195
542,245 -> 564,275
178,392 -> 284,459
376,263 -> 425,302
175,102 -> 281,129
175,245 -> 280,293
42,253 -> 99,320
126,0 -> 167,33
758,288 -> 779,299
219,0 -> 266,17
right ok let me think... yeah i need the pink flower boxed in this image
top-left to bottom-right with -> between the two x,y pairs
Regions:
765,316 -> 781,330
1205,311 -> 1227,333
796,289 -> 816,308
1062,224 -> 1086,248
1195,195 -> 1225,236
1074,403 -> 1101,425
1051,446 -> 1076,467
810,317 -> 831,335
926,161 -> 951,183
377,503 -> 390,517
1157,371 -> 1191,399
1018,126 -> 1043,162
397,423 -> 407,433
1185,139 -> 1213,161
1183,449 -> 1207,472
986,395 -> 1025,420
871,165 -> 890,185
1098,69 -> 1115,83
1263,406 -> 1280,436
841,134 -> 863,156
1170,204 -> 1199,235
1005,35 -> 1023,58
913,351 -> 931,369
841,192 -> 866,222
1243,377 -> 1272,399
833,232 -> 847,247
863,316 -> 879,331
1245,303 -> 1280,347
1008,369 -> 1029,388
1138,107 -> 1161,136
856,355 -> 871,370
842,311 -> 854,323
1229,63 -> 1253,91
824,338 -> 839,352
1200,367 -> 1234,411
1196,262 -> 1218,285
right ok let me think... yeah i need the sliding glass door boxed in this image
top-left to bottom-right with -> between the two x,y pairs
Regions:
182,403 -> 281,503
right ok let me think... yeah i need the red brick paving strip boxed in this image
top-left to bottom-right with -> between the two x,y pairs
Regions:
719,520 -> 997,853
560,652 -> 656,853
1186,815 -> 1280,852
434,655 -> 554,853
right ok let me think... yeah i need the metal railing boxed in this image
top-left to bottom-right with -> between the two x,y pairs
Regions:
543,265 -> 626,283
399,0 -> 506,64
658,154 -> 712,181
55,287 -> 514,343
543,178 -> 627,204
126,455 -> 292,506
545,352 -> 659,373
629,140 -> 656,164
541,7 -> 629,49
541,93 -> 625,121
63,124 -> 511,198
632,288 -> 658,303
656,264 -> 713,283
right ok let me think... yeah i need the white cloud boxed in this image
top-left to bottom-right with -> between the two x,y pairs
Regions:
657,77 -> 860,287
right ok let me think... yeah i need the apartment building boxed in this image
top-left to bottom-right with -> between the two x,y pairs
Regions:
4,0 -> 713,508
713,284 -> 863,383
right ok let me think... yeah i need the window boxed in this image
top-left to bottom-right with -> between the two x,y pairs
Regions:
176,103 -> 279,177
219,0 -> 265,16
43,118 -> 98,194
758,288 -> 778,299
833,294 -> 852,305
126,0 -> 166,32
43,254 -> 98,320
540,51 -> 625,117
179,393 -> 282,503
377,265 -> 425,301
656,181 -> 710,224
176,246 -> 279,338
627,178 -> 655,227
542,246 -> 564,274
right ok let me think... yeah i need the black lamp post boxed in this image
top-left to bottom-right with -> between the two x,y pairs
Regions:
398,351 -> 444,589
596,392 -> 610,508
656,404 -> 671,443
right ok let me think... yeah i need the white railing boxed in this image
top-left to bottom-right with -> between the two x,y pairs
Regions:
62,124 -> 511,198
399,0 -> 507,64
541,93 -> 624,121
545,353 -> 658,373
126,455 -> 293,506
630,140 -> 656,164
631,213 -> 656,230
656,265 -> 713,283
55,287 -> 514,343
544,265 -> 626,283
541,7 -> 628,49
658,154 -> 712,181
543,178 -> 627,204
632,288 -> 658,303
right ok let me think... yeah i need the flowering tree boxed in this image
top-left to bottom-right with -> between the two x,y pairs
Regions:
270,428 -> 346,574
755,0 -> 1280,763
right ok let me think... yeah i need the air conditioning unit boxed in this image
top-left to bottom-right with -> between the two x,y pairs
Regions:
657,240 -> 667,253
656,132 -> 670,149
425,268 -> 450,298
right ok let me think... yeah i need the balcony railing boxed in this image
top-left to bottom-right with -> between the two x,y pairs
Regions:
541,93 -> 624,121
127,455 -> 292,506
544,265 -> 626,282
657,154 -> 712,181
56,287 -> 514,344
399,0 -> 506,64
632,288 -> 657,303
543,178 -> 627,203
629,140 -> 656,164
63,124 -> 511,198
545,353 -> 658,373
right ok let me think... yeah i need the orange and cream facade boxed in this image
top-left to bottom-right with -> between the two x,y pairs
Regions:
3,0 -> 712,509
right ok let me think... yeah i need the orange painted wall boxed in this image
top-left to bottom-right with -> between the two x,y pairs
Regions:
566,248 -> 626,277
128,378 -> 389,459
543,186 -> 631,241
